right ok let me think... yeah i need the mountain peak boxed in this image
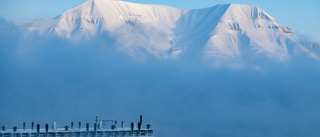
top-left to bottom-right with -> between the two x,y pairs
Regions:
220,4 -> 275,21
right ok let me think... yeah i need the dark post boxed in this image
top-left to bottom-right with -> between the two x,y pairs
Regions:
45,124 -> 49,133
65,126 -> 68,131
95,116 -> 98,124
86,123 -> 89,132
140,115 -> 142,125
71,122 -> 74,129
86,123 -> 89,137
121,121 -> 124,128
37,124 -> 40,134
138,122 -> 141,131
13,126 -> 17,132
146,124 -> 151,129
32,122 -> 35,130
94,123 -> 97,137
114,121 -> 117,129
45,124 -> 48,137
2,125 -> 6,131
111,125 -> 115,130
130,122 -> 134,131
79,122 -> 82,129
23,122 -> 26,130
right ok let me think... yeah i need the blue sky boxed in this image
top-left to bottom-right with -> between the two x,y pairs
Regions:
0,0 -> 319,42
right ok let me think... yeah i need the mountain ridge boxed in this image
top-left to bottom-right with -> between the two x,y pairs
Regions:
5,0 -> 320,66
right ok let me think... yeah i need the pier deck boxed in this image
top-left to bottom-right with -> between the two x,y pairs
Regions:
0,128 -> 154,137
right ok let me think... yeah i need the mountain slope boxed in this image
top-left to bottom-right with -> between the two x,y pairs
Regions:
11,0 -> 320,65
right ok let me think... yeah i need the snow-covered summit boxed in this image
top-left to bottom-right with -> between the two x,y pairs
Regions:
220,4 -> 275,21
10,0 -> 320,65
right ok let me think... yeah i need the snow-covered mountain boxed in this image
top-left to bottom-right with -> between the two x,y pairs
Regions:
11,0 -> 320,65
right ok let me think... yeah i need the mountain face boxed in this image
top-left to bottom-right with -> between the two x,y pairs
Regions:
10,0 -> 320,66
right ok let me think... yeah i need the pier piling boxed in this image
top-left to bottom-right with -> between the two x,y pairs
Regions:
1,125 -> 6,131
65,126 -> 69,131
146,124 -> 151,129
71,122 -> 74,129
131,122 -> 134,131
32,122 -> 35,130
36,124 -> 40,134
13,127 -> 17,132
45,124 -> 49,133
86,123 -> 89,132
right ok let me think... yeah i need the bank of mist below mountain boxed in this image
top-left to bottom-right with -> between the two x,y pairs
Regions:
1,32 -> 320,137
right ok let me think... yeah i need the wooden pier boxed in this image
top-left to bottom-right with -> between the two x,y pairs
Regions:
0,129 -> 154,137
1,116 -> 153,137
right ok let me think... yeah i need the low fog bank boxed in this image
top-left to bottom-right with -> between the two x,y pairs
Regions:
1,30 -> 320,137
